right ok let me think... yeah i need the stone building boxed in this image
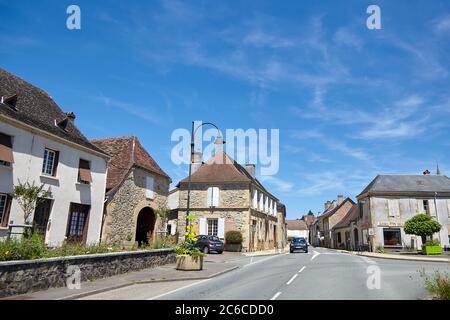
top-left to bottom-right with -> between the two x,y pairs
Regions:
286,219 -> 309,242
331,204 -> 360,250
175,151 -> 286,252
357,174 -> 450,251
91,136 -> 171,245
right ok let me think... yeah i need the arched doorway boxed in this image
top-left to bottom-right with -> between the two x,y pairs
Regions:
135,207 -> 156,246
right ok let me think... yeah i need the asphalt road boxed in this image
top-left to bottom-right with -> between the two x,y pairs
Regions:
80,247 -> 450,300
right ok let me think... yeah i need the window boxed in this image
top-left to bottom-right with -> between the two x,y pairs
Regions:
337,232 -> 342,243
259,193 -> 264,211
207,219 -> 218,236
207,187 -> 219,207
252,190 -> 258,209
0,133 -> 14,166
388,199 -> 400,217
33,198 -> 52,236
66,203 -> 90,242
0,194 -> 12,227
42,148 -> 59,176
146,176 -> 154,199
78,159 -> 92,184
383,228 -> 401,247
423,200 -> 430,215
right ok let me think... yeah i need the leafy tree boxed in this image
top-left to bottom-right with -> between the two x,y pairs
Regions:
10,180 -> 52,226
404,214 -> 442,245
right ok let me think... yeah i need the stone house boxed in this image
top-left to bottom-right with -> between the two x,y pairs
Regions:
319,196 -> 355,248
91,136 -> 171,245
0,68 -> 109,245
331,204 -> 360,250
286,219 -> 309,242
175,151 -> 286,252
357,174 -> 450,251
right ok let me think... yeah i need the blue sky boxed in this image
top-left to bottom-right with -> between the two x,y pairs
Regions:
1,1 -> 450,219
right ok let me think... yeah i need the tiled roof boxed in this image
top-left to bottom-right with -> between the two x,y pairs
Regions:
320,198 -> 355,219
332,204 -> 359,230
177,151 -> 278,200
0,68 -> 107,156
91,136 -> 170,192
359,175 -> 450,196
286,219 -> 308,231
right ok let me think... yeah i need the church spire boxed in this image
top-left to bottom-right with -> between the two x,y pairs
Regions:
436,161 -> 442,175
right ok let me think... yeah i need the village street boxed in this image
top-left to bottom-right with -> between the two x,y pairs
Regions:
76,247 -> 450,300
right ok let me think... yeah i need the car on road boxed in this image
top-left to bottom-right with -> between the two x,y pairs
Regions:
290,237 -> 308,253
195,235 -> 224,254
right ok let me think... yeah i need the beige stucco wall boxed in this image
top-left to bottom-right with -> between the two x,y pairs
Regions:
102,167 -> 169,244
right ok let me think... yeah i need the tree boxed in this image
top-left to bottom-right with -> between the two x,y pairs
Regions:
404,214 -> 442,245
11,180 -> 52,227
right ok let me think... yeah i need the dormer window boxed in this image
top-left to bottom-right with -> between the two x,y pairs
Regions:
1,94 -> 18,110
55,118 -> 69,131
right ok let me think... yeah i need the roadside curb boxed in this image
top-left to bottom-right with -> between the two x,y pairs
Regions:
58,265 -> 239,300
333,249 -> 450,263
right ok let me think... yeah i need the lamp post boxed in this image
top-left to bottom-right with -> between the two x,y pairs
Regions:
185,121 -> 225,241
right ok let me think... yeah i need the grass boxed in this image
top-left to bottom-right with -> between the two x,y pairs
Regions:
420,269 -> 450,300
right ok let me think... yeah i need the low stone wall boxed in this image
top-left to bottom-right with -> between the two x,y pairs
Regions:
0,248 -> 176,298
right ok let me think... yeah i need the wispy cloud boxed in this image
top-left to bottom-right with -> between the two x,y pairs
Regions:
260,175 -> 295,193
333,27 -> 363,50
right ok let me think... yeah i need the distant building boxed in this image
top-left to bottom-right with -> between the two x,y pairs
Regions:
286,219 -> 309,242
357,175 -> 450,251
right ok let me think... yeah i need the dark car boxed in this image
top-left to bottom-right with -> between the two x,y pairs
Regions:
290,237 -> 308,253
195,235 -> 224,254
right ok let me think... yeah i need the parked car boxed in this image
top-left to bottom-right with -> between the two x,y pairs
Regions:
195,235 -> 224,254
290,237 -> 308,253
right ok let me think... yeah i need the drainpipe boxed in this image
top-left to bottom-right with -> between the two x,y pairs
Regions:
433,192 -> 441,244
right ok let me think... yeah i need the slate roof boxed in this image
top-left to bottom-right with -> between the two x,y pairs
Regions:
0,68 -> 107,156
91,136 -> 171,193
286,219 -> 308,231
177,151 -> 278,200
332,204 -> 359,230
358,175 -> 450,196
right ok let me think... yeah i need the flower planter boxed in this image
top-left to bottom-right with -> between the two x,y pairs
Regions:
224,243 -> 242,252
423,245 -> 442,255
176,255 -> 204,271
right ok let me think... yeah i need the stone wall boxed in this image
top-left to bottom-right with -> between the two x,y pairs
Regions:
102,167 -> 170,244
0,248 -> 175,298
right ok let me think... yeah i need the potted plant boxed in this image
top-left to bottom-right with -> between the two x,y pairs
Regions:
121,232 -> 136,250
176,213 -> 205,271
404,214 -> 442,255
224,231 -> 243,252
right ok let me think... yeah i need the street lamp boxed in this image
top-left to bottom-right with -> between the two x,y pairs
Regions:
185,121 -> 225,241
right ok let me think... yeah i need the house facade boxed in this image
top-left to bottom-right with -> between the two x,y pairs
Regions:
286,219 -> 309,242
91,137 -> 171,245
357,175 -> 450,251
331,204 -> 360,250
175,151 -> 286,252
0,68 -> 109,245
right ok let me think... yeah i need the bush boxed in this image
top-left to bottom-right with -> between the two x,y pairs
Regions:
225,231 -> 243,244
421,270 -> 450,300
423,240 -> 441,247
0,232 -> 46,261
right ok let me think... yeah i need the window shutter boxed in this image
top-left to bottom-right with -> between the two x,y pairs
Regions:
146,176 -> 154,199
253,190 -> 258,208
207,187 -> 213,207
388,199 -> 400,217
212,187 -> 220,207
52,151 -> 59,176
0,133 -> 14,163
199,218 -> 207,235
259,194 -> 264,211
78,159 -> 92,183
1,195 -> 12,227
218,218 -> 225,239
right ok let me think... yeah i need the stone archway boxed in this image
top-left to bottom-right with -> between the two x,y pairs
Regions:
135,207 -> 156,246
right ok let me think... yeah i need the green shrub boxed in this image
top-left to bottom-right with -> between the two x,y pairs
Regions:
423,240 -> 441,247
421,270 -> 450,300
0,231 -> 46,261
225,231 -> 243,244
176,242 -> 205,257
404,214 -> 442,245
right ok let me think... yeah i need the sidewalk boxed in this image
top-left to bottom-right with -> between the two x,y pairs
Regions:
1,260 -> 238,300
335,249 -> 450,263
243,246 -> 289,257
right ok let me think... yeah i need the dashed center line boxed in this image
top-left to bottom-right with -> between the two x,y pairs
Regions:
270,292 -> 282,300
286,273 -> 298,285
298,266 -> 306,273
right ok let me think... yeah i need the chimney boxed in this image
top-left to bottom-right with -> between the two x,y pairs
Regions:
245,164 -> 256,178
66,112 -> 76,122
324,201 -> 330,211
423,169 -> 431,175
191,151 -> 203,174
337,195 -> 343,205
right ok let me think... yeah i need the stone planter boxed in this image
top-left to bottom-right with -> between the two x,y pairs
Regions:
224,243 -> 242,252
121,240 -> 137,250
423,245 -> 443,255
176,255 -> 204,271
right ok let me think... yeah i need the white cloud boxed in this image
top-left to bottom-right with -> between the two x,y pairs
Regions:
433,15 -> 450,33
333,28 -> 363,50
260,175 -> 295,193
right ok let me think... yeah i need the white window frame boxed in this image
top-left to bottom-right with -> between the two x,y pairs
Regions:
42,148 -> 56,176
207,218 -> 218,236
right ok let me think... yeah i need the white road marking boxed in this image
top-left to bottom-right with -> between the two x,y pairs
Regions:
147,278 -> 211,300
270,292 -> 282,300
360,256 -> 377,264
286,274 -> 298,285
244,254 -> 280,268
311,251 -> 321,261
298,266 -> 306,273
